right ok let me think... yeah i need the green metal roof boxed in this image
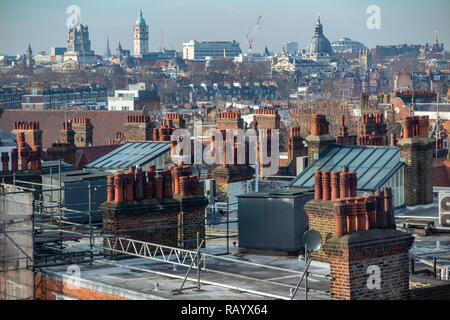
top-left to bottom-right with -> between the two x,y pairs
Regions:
136,10 -> 146,25
290,144 -> 404,191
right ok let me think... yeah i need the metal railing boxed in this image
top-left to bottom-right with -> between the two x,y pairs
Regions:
96,236 -> 331,299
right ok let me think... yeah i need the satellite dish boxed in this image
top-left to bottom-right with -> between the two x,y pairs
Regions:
303,229 -> 322,253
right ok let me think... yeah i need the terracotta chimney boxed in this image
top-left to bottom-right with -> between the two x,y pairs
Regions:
162,170 -> 173,199
384,188 -> 395,229
364,195 -> 377,230
20,149 -> 29,171
334,199 -> 348,238
190,175 -> 199,195
322,171 -> 331,201
346,198 -> 357,233
355,197 -> 367,231
11,149 -> 18,171
107,176 -> 115,202
179,176 -> 189,196
314,171 -> 323,200
154,176 -> 163,200
124,173 -> 134,201
114,173 -> 124,203
1,152 -> 9,172
331,172 -> 340,201
374,189 -> 386,228
348,172 -> 357,197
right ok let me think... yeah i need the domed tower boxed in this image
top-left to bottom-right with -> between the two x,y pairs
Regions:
303,14 -> 333,62
133,10 -> 149,57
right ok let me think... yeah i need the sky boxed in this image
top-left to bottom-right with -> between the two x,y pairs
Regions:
0,0 -> 449,56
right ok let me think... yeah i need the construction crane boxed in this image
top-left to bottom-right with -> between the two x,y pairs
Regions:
159,28 -> 164,52
245,16 -> 262,55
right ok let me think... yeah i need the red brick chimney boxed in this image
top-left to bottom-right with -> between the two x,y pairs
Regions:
165,113 -> 186,129
305,167 -> 414,300
398,115 -> 433,206
254,109 -> 280,130
72,117 -> 94,147
306,114 -> 334,165
358,113 -> 388,146
288,127 -> 306,163
59,121 -> 75,146
123,115 -> 154,141
101,164 -> 206,251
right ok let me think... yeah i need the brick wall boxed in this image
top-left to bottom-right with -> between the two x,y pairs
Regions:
101,164 -> 208,254
212,165 -> 254,196
176,195 -> 208,249
328,230 -> 414,300
35,274 -> 129,300
254,109 -> 280,130
216,112 -> 244,131
123,115 -> 154,141
306,135 -> 335,165
304,200 -> 335,262
101,200 -> 180,252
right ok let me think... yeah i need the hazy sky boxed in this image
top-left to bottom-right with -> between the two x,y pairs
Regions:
1,0 -> 449,56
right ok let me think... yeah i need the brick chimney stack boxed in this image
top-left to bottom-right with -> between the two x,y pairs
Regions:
288,127 -> 306,163
306,114 -> 335,165
216,112 -> 244,131
123,115 -> 154,141
101,164 -> 207,252
290,108 -> 313,137
253,109 -> 280,130
59,121 -> 75,146
305,168 -> 414,300
336,115 -> 357,145
12,121 -> 42,151
72,117 -> 94,147
358,113 -> 388,146
397,116 -> 433,206
165,113 -> 186,129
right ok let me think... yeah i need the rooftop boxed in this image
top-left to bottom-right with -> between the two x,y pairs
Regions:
290,144 -> 403,191
86,141 -> 171,170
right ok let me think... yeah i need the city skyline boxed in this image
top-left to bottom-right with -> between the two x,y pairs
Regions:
0,0 -> 449,56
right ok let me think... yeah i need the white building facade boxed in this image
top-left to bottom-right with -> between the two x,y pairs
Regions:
182,40 -> 242,60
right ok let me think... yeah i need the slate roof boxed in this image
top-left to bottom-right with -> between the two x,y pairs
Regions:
0,110 -> 143,148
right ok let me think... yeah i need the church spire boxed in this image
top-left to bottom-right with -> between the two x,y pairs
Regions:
105,36 -> 111,58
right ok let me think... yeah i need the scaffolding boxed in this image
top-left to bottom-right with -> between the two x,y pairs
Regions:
0,163 -> 240,299
0,184 -> 34,300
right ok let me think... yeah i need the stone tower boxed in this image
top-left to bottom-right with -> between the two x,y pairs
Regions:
133,10 -> 149,57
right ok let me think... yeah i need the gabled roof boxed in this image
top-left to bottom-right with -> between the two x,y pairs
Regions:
290,145 -> 404,191
85,141 -> 170,170
74,144 -> 121,170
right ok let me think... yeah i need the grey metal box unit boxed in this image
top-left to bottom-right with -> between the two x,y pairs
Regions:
41,169 -> 109,223
237,187 -> 314,254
